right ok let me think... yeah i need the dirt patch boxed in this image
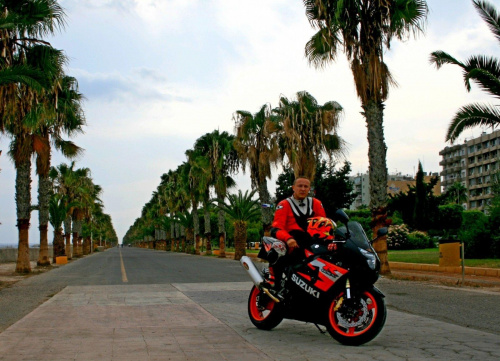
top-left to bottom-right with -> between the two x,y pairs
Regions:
0,262 -> 58,291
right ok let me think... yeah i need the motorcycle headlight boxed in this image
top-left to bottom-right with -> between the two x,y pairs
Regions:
359,247 -> 377,270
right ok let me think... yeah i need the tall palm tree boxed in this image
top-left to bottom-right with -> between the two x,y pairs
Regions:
80,183 -> 102,255
213,189 -> 261,261
273,91 -> 345,182
303,0 -> 428,274
1,0 -> 66,273
49,162 -> 78,258
430,0 -> 500,143
233,104 -> 280,231
193,130 -> 239,258
48,193 -> 70,261
185,150 -> 210,254
33,52 -> 85,266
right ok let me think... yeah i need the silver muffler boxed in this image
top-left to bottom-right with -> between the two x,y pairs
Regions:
240,256 -> 280,303
240,256 -> 264,287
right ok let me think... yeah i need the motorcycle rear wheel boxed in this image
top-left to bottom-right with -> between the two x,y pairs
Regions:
326,288 -> 386,346
247,285 -> 284,330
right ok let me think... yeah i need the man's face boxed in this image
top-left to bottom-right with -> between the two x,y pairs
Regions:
292,178 -> 311,200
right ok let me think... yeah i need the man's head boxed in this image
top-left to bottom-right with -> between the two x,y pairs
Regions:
292,176 -> 311,201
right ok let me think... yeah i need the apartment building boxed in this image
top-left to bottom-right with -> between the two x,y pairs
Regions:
349,172 -> 440,210
439,129 -> 500,211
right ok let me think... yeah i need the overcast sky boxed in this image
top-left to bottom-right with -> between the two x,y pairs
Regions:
1,0 -> 500,245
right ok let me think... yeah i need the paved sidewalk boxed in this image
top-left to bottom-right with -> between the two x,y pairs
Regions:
0,283 -> 269,361
0,282 -> 499,361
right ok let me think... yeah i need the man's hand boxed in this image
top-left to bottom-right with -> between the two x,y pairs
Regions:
286,238 -> 298,253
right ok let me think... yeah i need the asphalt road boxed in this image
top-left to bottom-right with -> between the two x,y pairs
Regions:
1,246 -> 499,336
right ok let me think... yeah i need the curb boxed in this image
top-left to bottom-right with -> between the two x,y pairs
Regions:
229,252 -> 500,279
389,261 -> 500,278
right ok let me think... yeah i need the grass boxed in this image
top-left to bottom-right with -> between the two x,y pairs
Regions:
388,248 -> 500,268
222,246 -> 500,268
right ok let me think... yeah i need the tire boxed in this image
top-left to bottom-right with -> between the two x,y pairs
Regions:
325,288 -> 386,346
247,285 -> 284,330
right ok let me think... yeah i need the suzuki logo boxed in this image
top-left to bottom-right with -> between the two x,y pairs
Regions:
291,274 -> 320,299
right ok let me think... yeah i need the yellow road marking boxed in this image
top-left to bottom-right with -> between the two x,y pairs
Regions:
119,248 -> 128,283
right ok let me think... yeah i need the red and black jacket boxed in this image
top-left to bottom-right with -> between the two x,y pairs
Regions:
270,196 -> 326,248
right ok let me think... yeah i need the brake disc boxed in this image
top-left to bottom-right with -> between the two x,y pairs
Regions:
336,298 -> 369,329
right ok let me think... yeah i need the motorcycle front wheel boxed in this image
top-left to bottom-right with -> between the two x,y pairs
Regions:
247,285 -> 284,330
326,288 -> 386,346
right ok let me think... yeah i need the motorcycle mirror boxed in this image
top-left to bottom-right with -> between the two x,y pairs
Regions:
334,209 -> 349,224
371,227 -> 389,243
377,227 -> 388,237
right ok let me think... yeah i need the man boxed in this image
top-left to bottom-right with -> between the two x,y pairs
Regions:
271,176 -> 326,252
266,176 -> 326,298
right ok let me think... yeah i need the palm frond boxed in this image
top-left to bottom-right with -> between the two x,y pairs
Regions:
446,103 -> 500,142
474,0 -> 500,44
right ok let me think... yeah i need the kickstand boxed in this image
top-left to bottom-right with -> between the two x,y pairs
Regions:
314,323 -> 327,334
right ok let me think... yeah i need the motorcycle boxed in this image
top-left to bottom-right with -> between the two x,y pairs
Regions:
240,209 -> 388,346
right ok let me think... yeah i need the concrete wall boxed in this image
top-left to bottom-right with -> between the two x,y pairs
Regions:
0,247 -> 54,263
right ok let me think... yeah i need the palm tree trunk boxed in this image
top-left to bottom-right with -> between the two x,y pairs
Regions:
364,100 -> 390,275
258,181 -> 273,235
217,209 -> 226,258
170,222 -> 175,252
15,158 -> 32,273
64,216 -> 72,259
233,221 -> 247,261
52,229 -> 65,263
83,236 -> 91,255
193,204 -> 200,255
37,175 -> 51,266
204,206 -> 212,255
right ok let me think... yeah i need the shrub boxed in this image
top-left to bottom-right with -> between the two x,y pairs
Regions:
346,209 -> 371,219
458,211 -> 491,258
246,228 -> 261,244
387,224 -> 410,250
407,231 -> 433,249
438,204 -> 463,237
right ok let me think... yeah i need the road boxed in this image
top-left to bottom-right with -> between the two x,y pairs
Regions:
0,247 -> 499,360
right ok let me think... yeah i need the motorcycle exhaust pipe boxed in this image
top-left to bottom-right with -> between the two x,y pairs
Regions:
240,256 -> 264,287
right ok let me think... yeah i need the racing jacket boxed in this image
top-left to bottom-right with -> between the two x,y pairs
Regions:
270,196 -> 326,247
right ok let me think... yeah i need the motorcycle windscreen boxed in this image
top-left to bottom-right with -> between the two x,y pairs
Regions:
337,221 -> 371,250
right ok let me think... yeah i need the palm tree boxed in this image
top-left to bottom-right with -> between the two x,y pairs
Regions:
303,0 -> 428,274
430,0 -> 500,143
213,189 -> 261,260
185,151 -> 209,254
273,91 -> 345,182
1,0 -> 66,273
193,130 -> 239,258
50,162 -> 78,258
33,52 -> 85,266
48,193 -> 70,261
445,181 -> 468,206
233,104 -> 280,231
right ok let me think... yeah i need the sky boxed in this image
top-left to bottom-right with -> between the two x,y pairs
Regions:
1,0 -> 500,245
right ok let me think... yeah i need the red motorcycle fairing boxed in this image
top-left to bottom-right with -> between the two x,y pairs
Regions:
290,249 -> 348,298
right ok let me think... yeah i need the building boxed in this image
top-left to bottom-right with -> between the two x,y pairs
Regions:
439,129 -> 500,211
349,172 -> 441,210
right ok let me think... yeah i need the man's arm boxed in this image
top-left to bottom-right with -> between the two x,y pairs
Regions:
270,201 -> 298,252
